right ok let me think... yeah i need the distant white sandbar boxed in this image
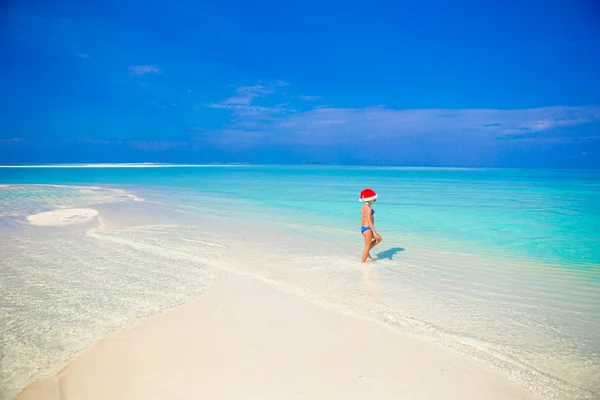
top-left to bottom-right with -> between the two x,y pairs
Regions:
0,163 -> 249,168
27,208 -> 100,227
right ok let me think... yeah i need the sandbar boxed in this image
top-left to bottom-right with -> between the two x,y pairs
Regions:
14,274 -> 533,400
26,208 -> 99,227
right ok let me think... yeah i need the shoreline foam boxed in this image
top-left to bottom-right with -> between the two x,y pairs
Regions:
26,208 -> 99,227
13,274 -> 533,400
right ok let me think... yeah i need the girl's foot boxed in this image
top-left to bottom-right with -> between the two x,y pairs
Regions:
367,253 -> 373,260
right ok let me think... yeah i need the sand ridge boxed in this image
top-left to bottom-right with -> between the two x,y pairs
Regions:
14,274 -> 534,400
26,208 -> 100,227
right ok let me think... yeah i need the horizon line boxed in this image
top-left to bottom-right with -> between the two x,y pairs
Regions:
0,162 -> 598,171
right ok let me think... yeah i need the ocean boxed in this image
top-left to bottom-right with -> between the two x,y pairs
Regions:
0,165 -> 599,399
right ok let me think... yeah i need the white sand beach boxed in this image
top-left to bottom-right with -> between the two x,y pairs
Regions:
26,208 -> 99,227
14,274 -> 533,400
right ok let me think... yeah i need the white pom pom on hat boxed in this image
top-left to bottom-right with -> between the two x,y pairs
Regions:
359,188 -> 378,202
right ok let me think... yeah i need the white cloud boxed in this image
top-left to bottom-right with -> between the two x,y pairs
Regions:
0,138 -> 21,143
214,105 -> 600,146
203,81 -> 600,148
298,95 -> 321,101
77,53 -> 90,58
128,64 -> 161,76
207,82 -> 288,110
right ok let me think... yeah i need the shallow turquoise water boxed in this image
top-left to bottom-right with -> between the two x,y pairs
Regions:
1,165 -> 599,399
2,165 -> 598,266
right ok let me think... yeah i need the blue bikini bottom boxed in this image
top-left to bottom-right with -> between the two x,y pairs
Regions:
361,226 -> 371,234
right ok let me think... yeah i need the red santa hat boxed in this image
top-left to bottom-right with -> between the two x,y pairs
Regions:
359,188 -> 377,202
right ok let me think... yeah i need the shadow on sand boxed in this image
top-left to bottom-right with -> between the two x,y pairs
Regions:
374,247 -> 405,261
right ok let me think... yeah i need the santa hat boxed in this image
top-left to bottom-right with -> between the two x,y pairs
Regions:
359,188 -> 377,202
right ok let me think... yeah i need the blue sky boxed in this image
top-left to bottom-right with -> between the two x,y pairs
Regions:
1,0 -> 599,166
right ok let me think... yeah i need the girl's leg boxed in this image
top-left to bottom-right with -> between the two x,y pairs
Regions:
369,235 -> 382,252
362,229 -> 374,263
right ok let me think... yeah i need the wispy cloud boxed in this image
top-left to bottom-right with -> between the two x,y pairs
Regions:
203,81 -> 294,120
193,82 -> 600,164
78,137 -> 191,151
298,95 -> 321,101
128,65 -> 161,76
77,53 -> 90,59
0,138 -> 21,144
212,84 -> 271,107
129,140 -> 189,151
212,103 -> 600,146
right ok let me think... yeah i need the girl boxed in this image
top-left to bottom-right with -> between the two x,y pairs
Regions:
359,188 -> 382,262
